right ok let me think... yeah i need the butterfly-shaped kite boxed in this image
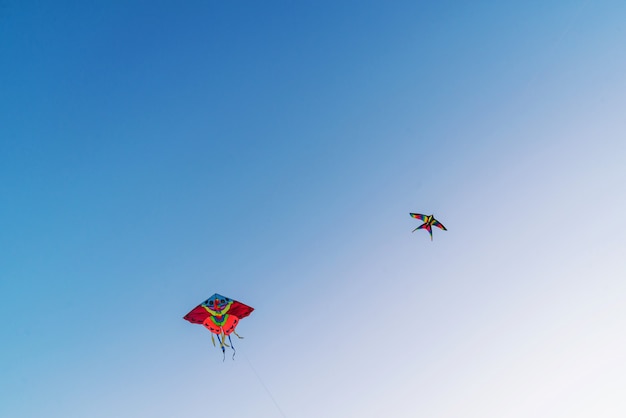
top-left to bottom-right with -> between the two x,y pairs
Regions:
184,293 -> 254,359
410,213 -> 447,240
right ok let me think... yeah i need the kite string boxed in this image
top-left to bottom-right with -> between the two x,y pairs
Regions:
244,354 -> 288,418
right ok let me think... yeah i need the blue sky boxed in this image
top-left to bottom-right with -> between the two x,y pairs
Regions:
2,1 -> 626,417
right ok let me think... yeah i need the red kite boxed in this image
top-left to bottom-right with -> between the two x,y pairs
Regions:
184,293 -> 254,359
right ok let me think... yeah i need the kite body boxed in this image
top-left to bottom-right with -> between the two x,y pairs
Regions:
184,293 -> 254,359
410,213 -> 447,240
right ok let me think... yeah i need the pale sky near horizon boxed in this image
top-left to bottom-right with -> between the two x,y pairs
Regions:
2,1 -> 626,417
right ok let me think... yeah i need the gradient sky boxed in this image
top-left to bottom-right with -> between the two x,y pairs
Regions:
2,1 -> 626,417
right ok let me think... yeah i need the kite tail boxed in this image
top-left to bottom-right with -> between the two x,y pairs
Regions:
211,334 -> 216,347
229,335 -> 236,360
216,334 -> 226,362
233,331 -> 244,339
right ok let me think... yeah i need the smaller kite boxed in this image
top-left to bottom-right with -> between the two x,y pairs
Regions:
410,213 -> 447,240
184,293 -> 254,360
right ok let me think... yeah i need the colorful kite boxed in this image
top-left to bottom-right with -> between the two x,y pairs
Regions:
184,293 -> 254,359
410,213 -> 447,240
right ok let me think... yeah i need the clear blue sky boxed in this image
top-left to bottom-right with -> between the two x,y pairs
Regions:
2,1 -> 625,417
